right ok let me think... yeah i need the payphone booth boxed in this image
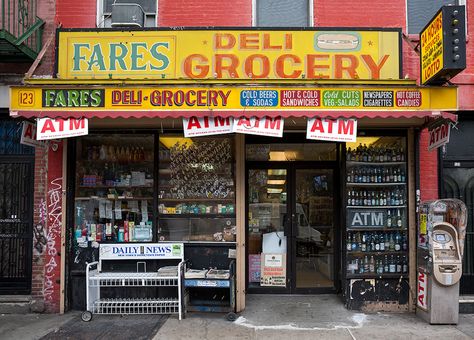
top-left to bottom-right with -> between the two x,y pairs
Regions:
417,199 -> 467,324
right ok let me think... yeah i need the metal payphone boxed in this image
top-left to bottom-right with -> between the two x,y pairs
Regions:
417,199 -> 467,324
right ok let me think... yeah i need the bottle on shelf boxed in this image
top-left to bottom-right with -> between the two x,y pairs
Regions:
369,255 -> 375,273
389,255 -> 396,273
384,255 -> 389,273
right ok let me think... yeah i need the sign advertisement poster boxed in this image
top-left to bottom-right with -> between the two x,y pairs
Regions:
99,243 -> 184,260
260,253 -> 286,287
232,116 -> 284,137
306,118 -> 357,142
20,121 -> 46,148
248,254 -> 261,283
57,29 -> 401,81
183,116 -> 233,137
428,120 -> 450,151
37,117 -> 89,140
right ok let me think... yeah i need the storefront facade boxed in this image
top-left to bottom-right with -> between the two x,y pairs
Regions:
9,25 -> 462,314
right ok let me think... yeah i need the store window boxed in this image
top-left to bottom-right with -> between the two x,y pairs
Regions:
98,0 -> 157,28
246,143 -> 336,161
157,136 -> 236,243
407,0 -> 461,34
74,134 -> 155,244
255,0 -> 311,27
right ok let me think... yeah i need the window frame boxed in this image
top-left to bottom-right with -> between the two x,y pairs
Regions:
405,0 -> 467,36
96,0 -> 158,28
252,0 -> 314,27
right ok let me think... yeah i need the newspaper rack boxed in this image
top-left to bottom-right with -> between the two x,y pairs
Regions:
82,243 -> 185,322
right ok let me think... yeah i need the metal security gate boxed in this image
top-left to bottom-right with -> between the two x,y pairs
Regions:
441,165 -> 474,294
0,119 -> 34,294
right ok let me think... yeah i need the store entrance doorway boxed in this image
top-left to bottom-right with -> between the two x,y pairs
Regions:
246,161 -> 339,294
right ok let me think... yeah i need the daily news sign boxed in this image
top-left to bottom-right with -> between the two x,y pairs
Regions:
36,117 -> 89,140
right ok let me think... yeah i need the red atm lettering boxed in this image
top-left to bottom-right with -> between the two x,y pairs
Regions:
418,272 -> 425,305
264,117 -> 281,130
40,118 -> 85,133
429,123 -> 449,145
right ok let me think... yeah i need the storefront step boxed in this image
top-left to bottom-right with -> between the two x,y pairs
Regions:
0,295 -> 32,314
459,296 -> 474,314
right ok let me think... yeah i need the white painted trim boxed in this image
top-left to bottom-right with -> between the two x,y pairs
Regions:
252,0 -> 257,27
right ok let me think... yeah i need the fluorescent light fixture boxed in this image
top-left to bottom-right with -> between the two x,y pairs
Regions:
267,188 -> 283,194
267,179 -> 286,185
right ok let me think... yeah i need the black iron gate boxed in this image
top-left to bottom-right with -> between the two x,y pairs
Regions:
441,165 -> 474,294
0,118 -> 34,294
439,117 -> 474,295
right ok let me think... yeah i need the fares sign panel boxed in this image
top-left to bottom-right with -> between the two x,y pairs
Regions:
10,86 -> 458,113
56,29 -> 401,80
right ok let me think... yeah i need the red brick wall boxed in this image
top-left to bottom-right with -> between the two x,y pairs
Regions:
32,146 -> 48,310
56,0 -> 97,28
419,129 -> 439,201
158,0 -> 252,26
314,0 -> 406,28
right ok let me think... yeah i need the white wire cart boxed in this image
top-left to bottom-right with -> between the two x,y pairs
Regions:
82,243 -> 185,322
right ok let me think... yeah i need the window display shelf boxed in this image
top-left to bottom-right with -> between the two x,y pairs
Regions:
160,214 -> 236,218
345,273 -> 408,279
347,161 -> 406,166
347,205 -> 407,209
347,251 -> 407,256
347,227 -> 406,231
75,197 -> 153,201
346,183 -> 406,187
159,198 -> 235,202
78,185 -> 153,189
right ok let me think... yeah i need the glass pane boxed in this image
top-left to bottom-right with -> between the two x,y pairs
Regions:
248,169 -> 288,288
105,0 -> 156,13
407,0 -> 455,34
295,169 -> 334,288
257,0 -> 309,27
74,134 -> 154,244
158,136 -> 236,242
0,120 -> 34,155
246,143 -> 337,161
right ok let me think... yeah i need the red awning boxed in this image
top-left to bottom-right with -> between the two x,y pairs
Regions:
10,110 -> 458,121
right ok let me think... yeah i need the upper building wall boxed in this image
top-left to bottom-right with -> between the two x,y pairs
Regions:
48,0 -> 473,92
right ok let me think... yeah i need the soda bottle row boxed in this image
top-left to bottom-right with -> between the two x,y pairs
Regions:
346,143 -> 405,163
347,189 -> 405,206
347,254 -> 408,275
87,144 -> 150,162
347,166 -> 406,183
346,231 -> 407,252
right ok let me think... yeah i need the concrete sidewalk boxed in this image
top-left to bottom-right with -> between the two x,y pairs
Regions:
0,295 -> 472,340
155,295 -> 474,340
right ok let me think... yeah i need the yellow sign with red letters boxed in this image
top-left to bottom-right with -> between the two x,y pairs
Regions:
10,85 -> 457,112
56,29 -> 401,80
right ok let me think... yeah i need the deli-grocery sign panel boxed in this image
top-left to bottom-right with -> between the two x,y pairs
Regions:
56,29 -> 401,80
10,86 -> 458,115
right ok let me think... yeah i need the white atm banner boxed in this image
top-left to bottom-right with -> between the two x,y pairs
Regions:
20,121 -> 46,148
232,116 -> 284,137
183,116 -> 233,137
306,118 -> 357,142
37,117 -> 88,140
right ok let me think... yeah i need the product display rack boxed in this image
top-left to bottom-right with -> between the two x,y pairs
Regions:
157,136 -> 237,243
82,243 -> 185,321
344,139 -> 410,309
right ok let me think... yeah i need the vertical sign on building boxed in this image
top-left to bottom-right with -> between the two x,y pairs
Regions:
420,5 -> 466,85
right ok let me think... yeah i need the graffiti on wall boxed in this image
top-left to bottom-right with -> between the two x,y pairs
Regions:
43,176 -> 62,302
33,199 -> 47,255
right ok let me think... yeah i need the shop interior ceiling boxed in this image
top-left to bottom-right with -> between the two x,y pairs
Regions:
89,117 -> 427,129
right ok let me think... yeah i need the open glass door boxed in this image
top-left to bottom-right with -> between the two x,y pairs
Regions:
294,168 -> 335,291
247,167 -> 290,292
